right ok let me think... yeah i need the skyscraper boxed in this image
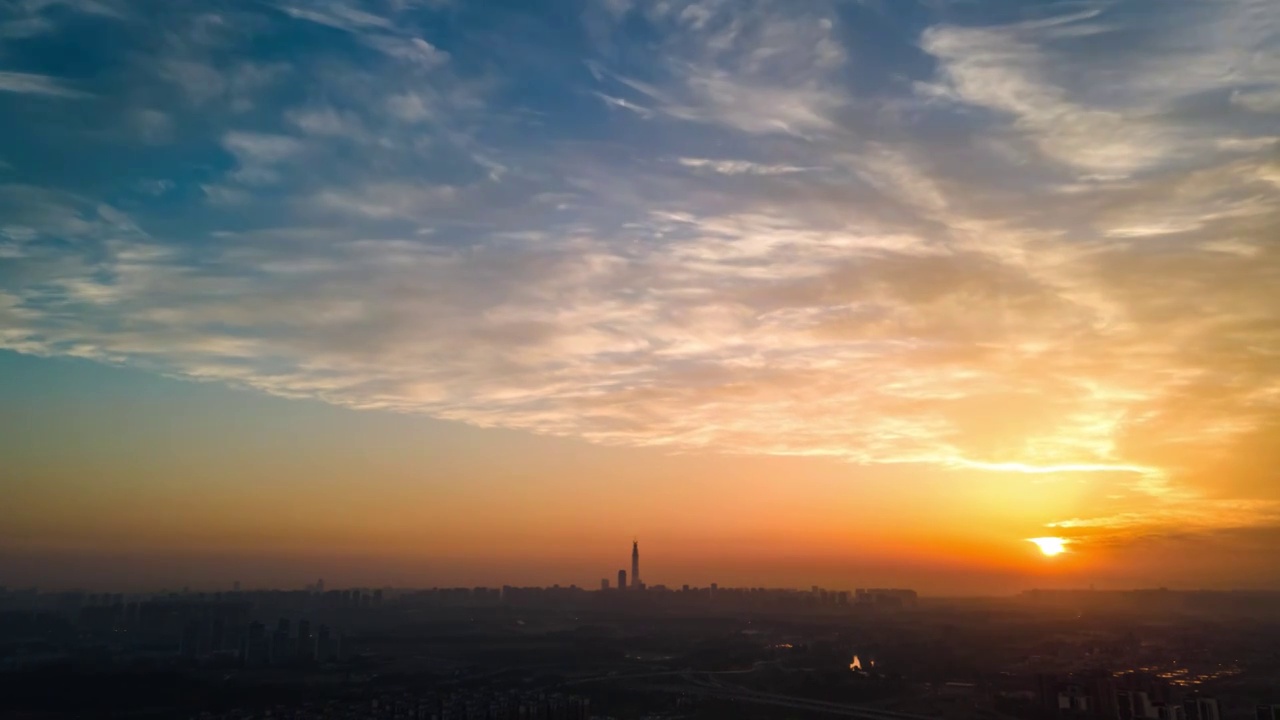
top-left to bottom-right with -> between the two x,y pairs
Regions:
631,540 -> 640,589
1185,697 -> 1221,720
297,619 -> 314,661
617,569 -> 626,590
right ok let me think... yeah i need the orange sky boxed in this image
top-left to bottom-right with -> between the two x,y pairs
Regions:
4,354 -> 1278,594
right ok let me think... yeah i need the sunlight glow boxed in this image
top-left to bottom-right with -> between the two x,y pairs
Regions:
1028,537 -> 1069,557
954,460 -> 1156,475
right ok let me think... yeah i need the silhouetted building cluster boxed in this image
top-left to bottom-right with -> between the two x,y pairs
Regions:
585,542 -> 919,613
192,690 -> 590,720
1021,589 -> 1280,615
0,587 -> 349,670
240,617 -> 341,667
400,577 -> 912,612
854,588 -> 918,607
1039,673 -> 1227,720
4,583 -> 1280,720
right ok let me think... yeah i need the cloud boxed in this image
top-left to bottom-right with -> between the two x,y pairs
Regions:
23,0 -> 126,18
136,179 -> 175,196
226,62 -> 290,112
286,107 -> 369,139
0,0 -> 125,38
919,23 -> 1173,175
1,0 -> 1279,555
220,131 -> 304,186
277,2 -> 392,32
130,109 -> 174,144
201,184 -> 251,205
158,58 -> 288,110
1232,88 -> 1280,114
677,158 -> 815,175
158,59 -> 227,105
222,129 -> 298,159
0,71 -> 91,98
362,36 -> 449,69
309,183 -> 456,219
918,1 -> 1280,178
594,92 -> 652,118
594,1 -> 851,137
0,16 -> 54,37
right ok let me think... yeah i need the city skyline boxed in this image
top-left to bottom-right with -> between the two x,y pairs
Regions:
2,0 -> 1280,594
2,522 -> 1271,596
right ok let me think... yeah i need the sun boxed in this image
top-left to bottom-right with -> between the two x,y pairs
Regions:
1028,537 -> 1068,557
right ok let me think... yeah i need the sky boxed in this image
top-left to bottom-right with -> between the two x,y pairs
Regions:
1,0 -> 1278,594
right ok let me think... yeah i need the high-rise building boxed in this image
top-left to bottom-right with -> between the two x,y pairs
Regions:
631,540 -> 640,589
617,569 -> 627,590
180,619 -> 202,658
271,618 -> 292,663
296,619 -> 313,661
1058,685 -> 1095,714
600,578 -> 610,591
243,621 -> 269,667
1119,690 -> 1157,719
316,625 -> 333,662
1185,697 -> 1221,720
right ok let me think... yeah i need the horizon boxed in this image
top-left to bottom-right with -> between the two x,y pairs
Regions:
3,0 -> 1280,596
11,554 -> 1280,597
5,490 -> 1280,595
15,580 -> 1280,598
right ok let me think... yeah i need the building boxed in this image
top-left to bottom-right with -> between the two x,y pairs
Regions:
296,619 -> 313,662
600,578 -> 609,591
631,540 -> 640,589
1057,685 -> 1093,714
855,588 -> 918,607
617,569 -> 626,590
271,618 -> 292,663
1119,690 -> 1156,720
1184,697 -> 1221,720
243,621 -> 269,667
315,624 -> 341,662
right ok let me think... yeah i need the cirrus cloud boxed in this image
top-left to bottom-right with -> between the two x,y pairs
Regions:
1,0 -> 1278,552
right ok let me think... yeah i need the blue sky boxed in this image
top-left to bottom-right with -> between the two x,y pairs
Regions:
2,0 -> 1280,588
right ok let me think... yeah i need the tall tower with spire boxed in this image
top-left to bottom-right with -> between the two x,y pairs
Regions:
631,540 -> 640,589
